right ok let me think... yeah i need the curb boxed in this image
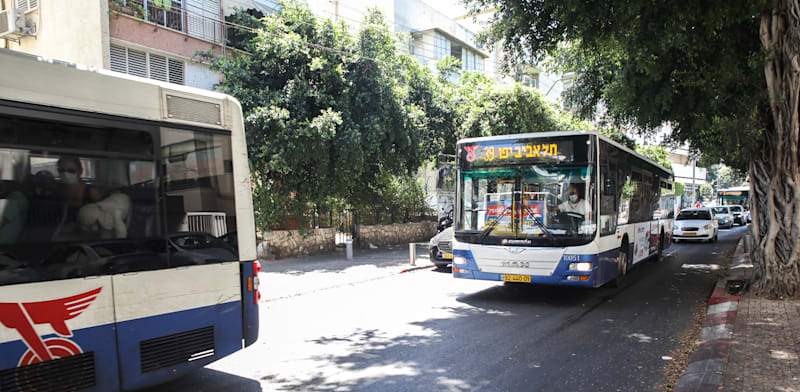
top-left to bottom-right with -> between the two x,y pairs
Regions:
674,237 -> 751,392
399,264 -> 436,273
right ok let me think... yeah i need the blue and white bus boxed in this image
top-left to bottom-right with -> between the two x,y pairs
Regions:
452,131 -> 674,287
0,49 -> 260,391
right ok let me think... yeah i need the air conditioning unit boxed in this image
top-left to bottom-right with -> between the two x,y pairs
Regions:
0,8 -> 35,39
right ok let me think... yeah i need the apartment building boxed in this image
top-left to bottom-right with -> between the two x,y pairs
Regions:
0,0 -> 276,90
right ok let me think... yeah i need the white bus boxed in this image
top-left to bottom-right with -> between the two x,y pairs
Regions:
0,49 -> 260,391
452,131 -> 674,287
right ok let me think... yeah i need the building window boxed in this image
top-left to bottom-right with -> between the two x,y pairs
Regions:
434,33 -> 451,61
110,44 -> 185,85
15,0 -> 38,13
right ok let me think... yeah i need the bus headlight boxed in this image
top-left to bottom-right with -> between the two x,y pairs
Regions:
453,256 -> 468,266
569,262 -> 592,272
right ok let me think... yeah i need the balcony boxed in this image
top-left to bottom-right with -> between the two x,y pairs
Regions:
109,0 -> 227,46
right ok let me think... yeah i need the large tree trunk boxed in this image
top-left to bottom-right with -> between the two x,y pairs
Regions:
751,0 -> 800,298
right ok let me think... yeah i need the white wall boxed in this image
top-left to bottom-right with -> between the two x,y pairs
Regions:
186,61 -> 221,91
3,0 -> 110,69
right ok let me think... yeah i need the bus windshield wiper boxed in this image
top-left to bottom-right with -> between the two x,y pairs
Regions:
478,205 -> 513,242
522,204 -> 554,239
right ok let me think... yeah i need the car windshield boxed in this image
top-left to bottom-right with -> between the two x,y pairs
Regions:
457,165 -> 596,245
729,206 -> 742,212
712,207 -> 728,214
677,210 -> 711,220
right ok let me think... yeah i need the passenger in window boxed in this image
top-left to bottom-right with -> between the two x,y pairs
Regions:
56,157 -> 102,237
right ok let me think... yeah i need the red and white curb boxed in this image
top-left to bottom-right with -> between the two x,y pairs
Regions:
674,238 -> 749,392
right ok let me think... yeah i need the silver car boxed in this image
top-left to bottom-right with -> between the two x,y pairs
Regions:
711,206 -> 734,229
428,227 -> 454,268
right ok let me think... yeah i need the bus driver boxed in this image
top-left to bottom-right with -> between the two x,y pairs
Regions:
551,185 -> 592,220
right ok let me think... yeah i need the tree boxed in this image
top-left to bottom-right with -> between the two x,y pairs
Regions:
636,145 -> 672,171
699,184 -> 714,201
201,3 -> 435,229
469,0 -> 800,297
714,166 -> 748,190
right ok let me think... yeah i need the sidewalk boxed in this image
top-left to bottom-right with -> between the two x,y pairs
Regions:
258,245 -> 435,302
675,237 -> 800,392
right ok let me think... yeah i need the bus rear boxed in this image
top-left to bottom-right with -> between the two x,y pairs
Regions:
0,49 -> 259,391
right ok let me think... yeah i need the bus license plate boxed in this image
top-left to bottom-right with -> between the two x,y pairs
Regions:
503,275 -> 531,283
443,253 -> 453,259
684,232 -> 696,236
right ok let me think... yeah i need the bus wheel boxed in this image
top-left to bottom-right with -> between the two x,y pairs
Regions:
610,243 -> 630,288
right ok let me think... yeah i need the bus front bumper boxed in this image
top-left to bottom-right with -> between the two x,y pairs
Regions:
451,249 -> 614,288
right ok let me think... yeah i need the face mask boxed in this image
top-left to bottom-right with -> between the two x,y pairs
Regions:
61,172 -> 79,185
569,194 -> 578,202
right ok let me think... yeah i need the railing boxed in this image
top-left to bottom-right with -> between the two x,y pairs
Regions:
110,0 -> 246,46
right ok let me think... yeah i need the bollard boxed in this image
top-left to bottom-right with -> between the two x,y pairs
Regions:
409,243 -> 416,266
346,238 -> 353,260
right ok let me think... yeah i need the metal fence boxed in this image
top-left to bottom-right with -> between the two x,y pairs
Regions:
111,0 -> 246,46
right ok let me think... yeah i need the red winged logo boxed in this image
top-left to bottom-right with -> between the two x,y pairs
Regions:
0,287 -> 102,367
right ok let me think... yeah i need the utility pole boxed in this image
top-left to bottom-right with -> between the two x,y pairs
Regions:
691,158 -> 696,205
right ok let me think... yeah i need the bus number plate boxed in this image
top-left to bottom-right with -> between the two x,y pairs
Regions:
503,275 -> 531,283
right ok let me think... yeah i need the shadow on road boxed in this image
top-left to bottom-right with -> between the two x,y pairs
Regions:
144,368 -> 262,392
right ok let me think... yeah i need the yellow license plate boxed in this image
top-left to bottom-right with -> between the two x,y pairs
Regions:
443,253 -> 453,259
503,274 -> 531,283
684,232 -> 696,236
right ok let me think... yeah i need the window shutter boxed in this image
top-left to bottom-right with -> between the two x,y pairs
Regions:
110,45 -> 128,73
149,54 -> 168,82
127,49 -> 148,78
168,59 -> 185,85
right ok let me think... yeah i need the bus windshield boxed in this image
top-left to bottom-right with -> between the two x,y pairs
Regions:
457,165 -> 596,246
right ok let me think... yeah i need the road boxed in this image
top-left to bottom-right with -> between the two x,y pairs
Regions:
149,226 -> 746,392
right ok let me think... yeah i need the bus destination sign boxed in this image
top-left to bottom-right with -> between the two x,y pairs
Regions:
459,136 -> 580,168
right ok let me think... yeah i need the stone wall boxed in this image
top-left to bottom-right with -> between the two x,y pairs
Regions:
356,222 -> 437,248
259,222 -> 437,259
260,228 -> 336,259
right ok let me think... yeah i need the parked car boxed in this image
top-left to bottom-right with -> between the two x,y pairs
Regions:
428,227 -> 454,268
168,232 -> 238,264
728,205 -> 746,225
673,208 -> 718,243
711,206 -> 734,229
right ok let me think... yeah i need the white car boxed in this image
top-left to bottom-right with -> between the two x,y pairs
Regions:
428,227 -> 454,268
673,207 -> 718,243
711,206 -> 734,229
728,205 -> 746,226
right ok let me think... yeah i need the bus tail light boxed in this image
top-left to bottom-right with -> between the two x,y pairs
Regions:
252,261 -> 262,304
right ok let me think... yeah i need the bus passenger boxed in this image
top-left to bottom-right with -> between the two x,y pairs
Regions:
57,156 -> 102,225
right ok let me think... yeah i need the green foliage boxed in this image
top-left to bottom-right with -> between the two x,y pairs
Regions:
225,8 -> 265,51
712,165 -> 748,190
636,145 -> 672,170
674,182 -> 685,197
699,183 -> 713,200
469,0 -> 767,172
201,2 -> 441,229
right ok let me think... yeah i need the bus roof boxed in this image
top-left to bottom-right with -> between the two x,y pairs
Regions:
0,48 -> 242,134
457,130 -> 674,176
717,186 -> 750,192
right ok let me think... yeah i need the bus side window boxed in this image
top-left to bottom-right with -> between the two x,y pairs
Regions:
600,162 -> 617,236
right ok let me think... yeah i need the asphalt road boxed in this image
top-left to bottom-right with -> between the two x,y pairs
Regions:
149,226 -> 746,392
